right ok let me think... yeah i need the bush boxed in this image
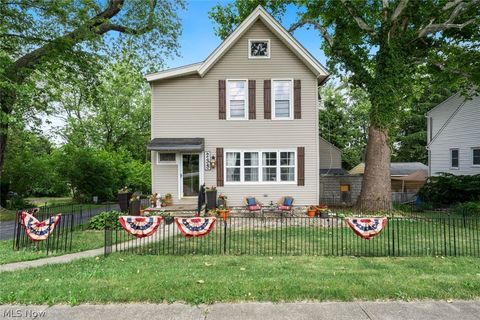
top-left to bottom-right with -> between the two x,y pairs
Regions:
455,201 -> 480,216
88,211 -> 122,230
417,174 -> 480,205
5,197 -> 35,210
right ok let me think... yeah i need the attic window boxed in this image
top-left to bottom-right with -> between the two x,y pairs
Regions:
248,39 -> 270,59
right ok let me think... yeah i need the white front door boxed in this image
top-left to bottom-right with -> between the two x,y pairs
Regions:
180,154 -> 201,197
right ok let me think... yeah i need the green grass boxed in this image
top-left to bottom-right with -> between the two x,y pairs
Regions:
25,197 -> 74,207
1,254 -> 479,305
0,208 -> 17,222
0,230 -> 105,265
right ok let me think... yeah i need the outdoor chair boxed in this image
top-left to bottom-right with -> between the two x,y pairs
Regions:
277,196 -> 294,214
244,196 -> 262,214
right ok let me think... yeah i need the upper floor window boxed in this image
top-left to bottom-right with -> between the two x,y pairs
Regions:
248,39 -> 270,59
272,79 -> 293,120
473,148 -> 480,166
227,80 -> 248,120
451,148 -> 459,169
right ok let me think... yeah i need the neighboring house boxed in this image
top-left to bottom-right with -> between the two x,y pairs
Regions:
145,6 -> 329,206
426,93 -> 480,176
319,136 -> 347,175
349,162 -> 428,192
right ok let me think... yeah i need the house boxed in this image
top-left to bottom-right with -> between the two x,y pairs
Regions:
349,162 -> 428,192
318,136 -> 348,175
426,93 -> 480,176
145,6 -> 329,206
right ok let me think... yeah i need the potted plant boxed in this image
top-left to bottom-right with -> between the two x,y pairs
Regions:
117,186 -> 132,212
317,204 -> 329,218
149,193 -> 158,208
218,193 -> 228,208
160,212 -> 174,225
217,208 -> 230,220
307,205 -> 317,217
164,193 -> 173,206
205,186 -> 217,210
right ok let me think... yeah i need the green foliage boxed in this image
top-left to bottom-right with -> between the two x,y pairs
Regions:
418,174 -> 480,205
455,201 -> 480,216
88,211 -> 122,230
5,197 -> 35,210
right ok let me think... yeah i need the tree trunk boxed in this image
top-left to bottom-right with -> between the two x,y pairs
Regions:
357,125 -> 392,211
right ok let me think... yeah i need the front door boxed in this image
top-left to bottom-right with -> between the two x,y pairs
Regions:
181,154 -> 200,197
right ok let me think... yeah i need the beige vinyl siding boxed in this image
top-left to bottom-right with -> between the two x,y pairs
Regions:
429,95 -> 480,176
319,137 -> 342,169
151,153 -> 179,200
151,19 -> 319,205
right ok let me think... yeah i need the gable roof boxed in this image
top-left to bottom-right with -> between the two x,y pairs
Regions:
145,6 -> 329,82
349,162 -> 428,176
319,136 -> 342,153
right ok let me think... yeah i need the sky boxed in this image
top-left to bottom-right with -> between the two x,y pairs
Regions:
163,0 -> 328,69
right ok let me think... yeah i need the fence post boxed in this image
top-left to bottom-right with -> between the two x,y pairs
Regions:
104,217 -> 113,257
13,211 -> 21,250
223,219 -> 227,255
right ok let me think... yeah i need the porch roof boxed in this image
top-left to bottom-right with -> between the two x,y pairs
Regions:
147,138 -> 204,152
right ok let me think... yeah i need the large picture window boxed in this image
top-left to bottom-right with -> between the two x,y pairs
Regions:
224,150 -> 296,184
227,80 -> 248,120
272,79 -> 293,119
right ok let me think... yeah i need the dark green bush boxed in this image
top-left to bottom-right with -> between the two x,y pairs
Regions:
6,197 -> 35,210
455,201 -> 480,216
88,211 -> 122,230
418,174 -> 480,205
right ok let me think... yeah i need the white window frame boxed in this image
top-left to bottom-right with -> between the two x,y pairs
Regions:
157,152 -> 177,165
224,149 -> 297,185
243,151 -> 260,182
450,148 -> 459,169
248,39 -> 270,59
472,147 -> 480,167
226,79 -> 248,120
271,79 -> 294,120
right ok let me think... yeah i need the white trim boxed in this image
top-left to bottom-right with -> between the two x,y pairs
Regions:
248,39 -> 270,59
450,148 -> 459,169
224,149 -> 297,185
226,79 -> 249,120
145,62 -> 202,82
472,147 -> 480,167
271,79 -> 294,120
156,152 -> 177,165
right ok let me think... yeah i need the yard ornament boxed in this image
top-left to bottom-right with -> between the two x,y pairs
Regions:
346,217 -> 388,240
119,216 -> 163,238
175,217 -> 217,237
21,212 -> 61,241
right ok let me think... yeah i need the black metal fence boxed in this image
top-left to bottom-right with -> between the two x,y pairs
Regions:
12,203 -> 119,254
105,215 -> 480,257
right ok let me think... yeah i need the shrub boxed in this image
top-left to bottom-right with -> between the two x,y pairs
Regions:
417,174 -> 480,205
6,197 -> 35,210
455,201 -> 480,216
88,211 -> 122,230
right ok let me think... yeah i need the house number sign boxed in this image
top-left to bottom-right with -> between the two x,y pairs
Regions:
204,151 -> 212,171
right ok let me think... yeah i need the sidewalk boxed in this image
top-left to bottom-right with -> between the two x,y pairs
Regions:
1,301 -> 479,320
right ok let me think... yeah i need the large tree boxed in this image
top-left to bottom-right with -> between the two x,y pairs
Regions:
0,0 -> 184,176
211,0 -> 479,210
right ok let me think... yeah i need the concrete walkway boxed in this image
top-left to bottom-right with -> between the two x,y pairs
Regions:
1,301 -> 480,320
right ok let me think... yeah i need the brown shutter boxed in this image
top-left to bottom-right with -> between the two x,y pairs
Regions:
216,148 -> 224,187
297,146 -> 305,186
294,80 -> 301,119
248,80 -> 256,119
219,80 -> 226,120
264,79 -> 271,119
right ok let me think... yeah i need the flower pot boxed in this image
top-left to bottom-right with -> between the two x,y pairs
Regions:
218,209 -> 229,220
307,209 -> 316,217
164,196 -> 173,206
206,190 -> 217,210
118,192 -> 132,212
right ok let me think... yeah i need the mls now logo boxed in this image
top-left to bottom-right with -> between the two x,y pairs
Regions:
3,309 -> 46,318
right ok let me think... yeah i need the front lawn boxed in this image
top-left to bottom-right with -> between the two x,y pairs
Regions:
1,254 -> 479,305
0,230 -> 105,265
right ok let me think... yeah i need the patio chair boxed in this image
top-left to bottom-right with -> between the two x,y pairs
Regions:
277,196 -> 294,214
244,196 -> 262,214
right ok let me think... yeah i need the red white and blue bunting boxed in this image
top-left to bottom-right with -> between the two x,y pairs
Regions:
346,217 -> 388,240
175,217 -> 217,237
119,216 -> 163,238
21,212 -> 61,241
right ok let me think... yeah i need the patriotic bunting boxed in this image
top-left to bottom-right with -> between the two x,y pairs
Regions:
119,216 -> 163,238
346,217 -> 388,240
175,217 -> 217,237
21,212 -> 61,241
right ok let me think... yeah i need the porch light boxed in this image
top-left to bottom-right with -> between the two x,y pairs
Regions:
210,155 -> 216,169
